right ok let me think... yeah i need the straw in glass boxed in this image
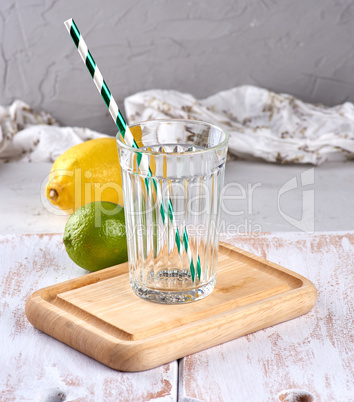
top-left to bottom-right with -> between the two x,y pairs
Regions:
64,18 -> 201,281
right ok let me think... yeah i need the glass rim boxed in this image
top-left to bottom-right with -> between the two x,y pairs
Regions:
116,118 -> 229,156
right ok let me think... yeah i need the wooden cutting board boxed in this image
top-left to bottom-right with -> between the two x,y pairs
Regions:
25,242 -> 317,372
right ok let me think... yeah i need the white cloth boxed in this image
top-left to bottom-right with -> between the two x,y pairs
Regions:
2,86 -> 354,164
0,100 -> 106,163
125,85 -> 354,165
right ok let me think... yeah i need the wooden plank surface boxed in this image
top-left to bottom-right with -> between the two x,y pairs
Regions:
179,232 -> 354,402
0,234 -> 177,401
2,232 -> 353,401
25,243 -> 317,372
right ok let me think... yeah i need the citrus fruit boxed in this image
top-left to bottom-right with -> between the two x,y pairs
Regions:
63,201 -> 128,271
46,137 -> 124,214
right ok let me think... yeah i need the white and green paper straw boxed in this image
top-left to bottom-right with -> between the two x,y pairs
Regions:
64,18 -> 201,281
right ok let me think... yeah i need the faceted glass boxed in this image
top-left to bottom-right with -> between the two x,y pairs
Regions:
117,119 -> 228,304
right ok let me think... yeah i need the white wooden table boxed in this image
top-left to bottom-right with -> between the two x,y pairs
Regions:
1,232 -> 353,401
1,161 -> 354,235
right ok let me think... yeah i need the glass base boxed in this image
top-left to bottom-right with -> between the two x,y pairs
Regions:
131,276 -> 216,304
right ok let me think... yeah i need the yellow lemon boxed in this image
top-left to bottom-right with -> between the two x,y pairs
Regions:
63,201 -> 128,271
46,137 -> 123,214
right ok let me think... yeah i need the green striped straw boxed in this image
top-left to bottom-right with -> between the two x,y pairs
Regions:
64,18 -> 201,281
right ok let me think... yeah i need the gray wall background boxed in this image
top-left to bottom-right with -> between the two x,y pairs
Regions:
1,0 -> 354,135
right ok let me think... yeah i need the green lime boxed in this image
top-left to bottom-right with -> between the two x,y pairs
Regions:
63,201 -> 128,271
